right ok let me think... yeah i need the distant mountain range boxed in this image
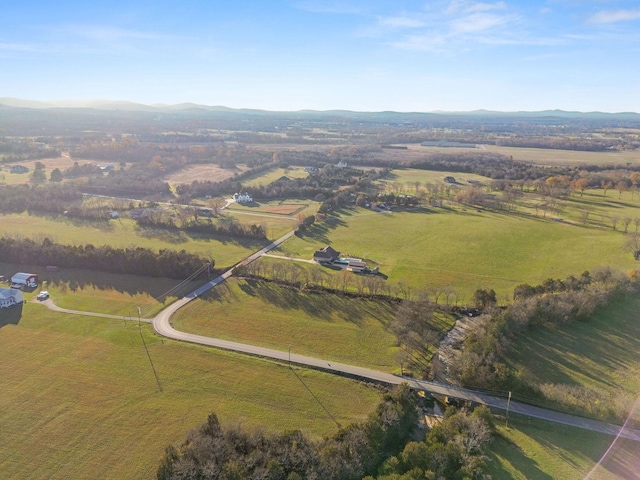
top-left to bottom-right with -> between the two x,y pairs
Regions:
1,97 -> 638,118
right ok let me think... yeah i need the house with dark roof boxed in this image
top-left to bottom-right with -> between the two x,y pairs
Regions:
313,246 -> 340,264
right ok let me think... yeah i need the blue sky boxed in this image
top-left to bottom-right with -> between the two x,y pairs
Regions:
1,1 -> 640,112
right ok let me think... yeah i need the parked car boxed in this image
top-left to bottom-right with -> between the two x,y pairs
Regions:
36,291 -> 49,301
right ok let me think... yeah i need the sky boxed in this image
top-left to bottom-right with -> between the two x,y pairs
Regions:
1,0 -> 640,112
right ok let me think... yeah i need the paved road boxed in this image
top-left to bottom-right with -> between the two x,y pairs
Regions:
149,229 -> 640,442
31,225 -> 640,441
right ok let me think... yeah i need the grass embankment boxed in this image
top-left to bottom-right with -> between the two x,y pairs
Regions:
506,295 -> 640,417
277,207 -> 634,299
0,305 -> 382,480
172,278 -> 401,371
0,212 -> 264,267
488,414 -> 634,480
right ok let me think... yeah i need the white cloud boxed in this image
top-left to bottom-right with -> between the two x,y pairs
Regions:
378,16 -> 426,29
589,9 -> 640,24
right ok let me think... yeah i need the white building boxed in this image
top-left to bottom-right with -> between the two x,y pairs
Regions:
233,192 -> 253,204
0,288 -> 23,308
11,273 -> 38,288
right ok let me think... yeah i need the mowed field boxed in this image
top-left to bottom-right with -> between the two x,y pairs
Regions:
276,206 -> 636,299
488,295 -> 640,480
0,212 -> 265,268
172,278 -> 401,371
0,305 -> 382,480
163,163 -> 249,186
507,295 -> 640,416
399,143 -> 640,167
0,262 -> 202,317
240,166 -> 310,187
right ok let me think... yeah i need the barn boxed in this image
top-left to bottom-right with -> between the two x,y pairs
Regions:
11,273 -> 38,288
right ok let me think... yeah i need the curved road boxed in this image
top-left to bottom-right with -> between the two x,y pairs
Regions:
149,229 -> 640,442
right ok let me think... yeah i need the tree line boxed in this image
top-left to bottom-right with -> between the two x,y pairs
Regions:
157,385 -> 495,480
0,237 -> 212,280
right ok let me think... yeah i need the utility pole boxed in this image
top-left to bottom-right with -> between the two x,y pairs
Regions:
288,344 -> 291,368
137,307 -> 142,331
506,391 -> 512,428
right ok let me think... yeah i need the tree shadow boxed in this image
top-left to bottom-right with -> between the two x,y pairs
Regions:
0,302 -> 23,328
236,279 -> 396,327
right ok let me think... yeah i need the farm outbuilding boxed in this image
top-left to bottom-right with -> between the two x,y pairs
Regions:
0,288 -> 23,308
11,273 -> 38,288
313,246 -> 340,264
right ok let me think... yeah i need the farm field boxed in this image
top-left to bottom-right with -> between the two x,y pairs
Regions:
163,163 -> 248,185
488,414 -> 629,480
0,262 -> 202,317
226,198 -> 318,217
172,278 -> 402,371
240,165 -> 310,187
401,143 -> 640,166
0,155 -> 79,185
0,304 -> 382,480
276,207 -> 636,299
0,212 -> 264,268
381,168 -> 492,188
506,295 -> 640,419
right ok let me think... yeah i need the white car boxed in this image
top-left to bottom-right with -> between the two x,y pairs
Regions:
36,291 -> 49,301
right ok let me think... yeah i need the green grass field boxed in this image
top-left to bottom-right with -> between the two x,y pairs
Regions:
172,278 -> 401,371
381,168 -> 492,189
0,212 -> 265,268
277,206 -> 635,300
0,304 -> 383,480
240,166 -> 310,187
506,295 -> 640,418
488,414 -> 628,480
402,143 -> 640,166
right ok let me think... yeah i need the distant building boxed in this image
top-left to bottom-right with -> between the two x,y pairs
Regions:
313,246 -> 340,264
98,164 -> 115,171
233,192 -> 253,204
336,161 -> 347,168
0,288 -> 23,308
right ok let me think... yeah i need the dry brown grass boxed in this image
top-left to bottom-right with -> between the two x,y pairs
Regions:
164,164 -> 249,185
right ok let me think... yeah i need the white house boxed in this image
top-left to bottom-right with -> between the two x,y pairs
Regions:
11,273 -> 38,288
0,288 -> 23,308
233,192 -> 253,204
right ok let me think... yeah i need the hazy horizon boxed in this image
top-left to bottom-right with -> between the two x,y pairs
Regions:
3,1 -> 640,113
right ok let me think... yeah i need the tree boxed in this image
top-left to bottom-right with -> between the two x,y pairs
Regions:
30,162 -> 46,184
49,168 -> 63,182
570,178 -> 590,197
472,289 -> 497,309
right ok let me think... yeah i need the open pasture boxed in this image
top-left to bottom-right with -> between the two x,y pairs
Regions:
506,295 -> 640,415
240,165 -> 310,187
382,168 -> 492,189
227,198 -> 318,217
0,212 -> 265,268
398,142 -> 640,167
163,163 -> 248,185
277,206 -> 636,300
0,305 -> 382,480
488,414 -> 626,480
172,278 -> 401,371
0,262 -> 202,317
